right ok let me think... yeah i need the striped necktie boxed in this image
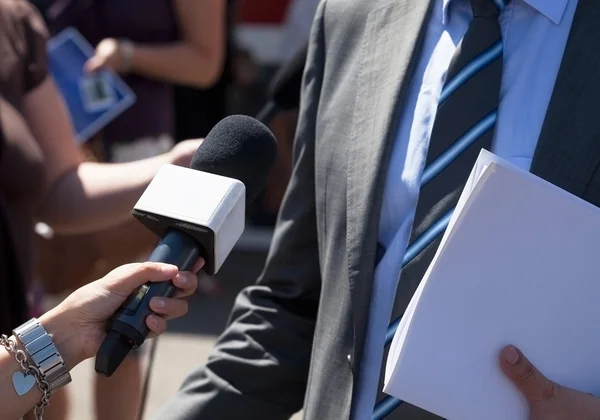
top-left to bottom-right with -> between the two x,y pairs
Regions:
372,0 -> 509,418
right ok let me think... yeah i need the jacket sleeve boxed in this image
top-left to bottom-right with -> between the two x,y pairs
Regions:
155,2 -> 328,419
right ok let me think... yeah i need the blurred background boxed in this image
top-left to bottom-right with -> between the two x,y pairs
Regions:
4,0 -> 320,418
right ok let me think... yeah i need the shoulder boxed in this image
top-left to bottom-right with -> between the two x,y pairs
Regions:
0,0 -> 47,59
317,0 -> 409,57
322,0 -> 395,20
0,0 -> 47,36
0,0 -> 49,92
320,0 -> 404,30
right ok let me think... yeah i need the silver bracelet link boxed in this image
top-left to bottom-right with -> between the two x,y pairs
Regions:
0,317 -> 72,420
0,334 -> 52,420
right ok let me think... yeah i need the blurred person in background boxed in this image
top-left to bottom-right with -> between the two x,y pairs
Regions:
173,0 -> 236,143
43,0 -> 227,162
0,1 -> 202,419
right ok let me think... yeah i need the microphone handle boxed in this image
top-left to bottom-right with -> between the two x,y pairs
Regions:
113,228 -> 201,341
256,101 -> 278,125
95,228 -> 201,376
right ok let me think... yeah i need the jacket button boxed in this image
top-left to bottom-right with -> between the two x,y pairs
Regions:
347,353 -> 354,372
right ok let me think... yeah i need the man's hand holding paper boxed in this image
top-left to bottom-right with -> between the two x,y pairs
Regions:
500,345 -> 600,420
384,150 -> 600,420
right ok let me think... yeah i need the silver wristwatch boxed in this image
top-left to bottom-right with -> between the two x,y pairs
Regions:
13,318 -> 72,393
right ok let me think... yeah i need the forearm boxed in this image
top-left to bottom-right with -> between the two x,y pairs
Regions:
130,42 -> 223,87
38,152 -> 173,234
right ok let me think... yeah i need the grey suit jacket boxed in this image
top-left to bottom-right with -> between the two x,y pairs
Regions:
156,1 -> 600,419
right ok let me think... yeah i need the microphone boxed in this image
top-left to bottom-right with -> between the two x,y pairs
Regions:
256,43 -> 308,124
95,115 -> 278,377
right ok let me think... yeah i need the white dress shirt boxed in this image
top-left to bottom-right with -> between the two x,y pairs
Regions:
352,0 -> 578,418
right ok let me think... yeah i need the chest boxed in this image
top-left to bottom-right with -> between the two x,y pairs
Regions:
315,3 -> 600,271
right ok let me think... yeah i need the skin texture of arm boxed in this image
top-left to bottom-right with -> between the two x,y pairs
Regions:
22,76 -> 199,234
132,0 -> 226,87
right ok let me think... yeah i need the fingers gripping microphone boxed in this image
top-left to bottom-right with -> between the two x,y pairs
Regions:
95,115 -> 278,376
256,43 -> 308,124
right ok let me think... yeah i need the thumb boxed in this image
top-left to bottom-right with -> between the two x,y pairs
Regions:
100,262 -> 178,296
500,345 -> 557,403
84,56 -> 102,73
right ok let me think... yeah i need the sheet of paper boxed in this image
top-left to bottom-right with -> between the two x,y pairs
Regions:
384,150 -> 600,420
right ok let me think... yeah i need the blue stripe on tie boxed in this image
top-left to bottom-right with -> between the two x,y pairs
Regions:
401,209 -> 454,268
385,317 -> 401,347
374,113 -> 497,417
373,396 -> 403,420
382,209 -> 454,347
421,110 -> 497,186
374,27 -> 504,420
439,40 -> 503,104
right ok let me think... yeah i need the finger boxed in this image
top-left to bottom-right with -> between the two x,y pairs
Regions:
190,257 -> 206,274
102,262 -> 178,295
170,271 -> 199,298
84,56 -> 102,73
146,314 -> 167,336
149,297 -> 189,320
500,345 -> 557,403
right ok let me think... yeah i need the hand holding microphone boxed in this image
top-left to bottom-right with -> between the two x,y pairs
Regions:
2,262 -> 199,420
40,262 -> 202,370
95,115 -> 278,376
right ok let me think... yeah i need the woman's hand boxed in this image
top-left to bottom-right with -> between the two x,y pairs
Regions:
84,38 -> 126,73
40,260 -> 203,369
169,138 -> 204,167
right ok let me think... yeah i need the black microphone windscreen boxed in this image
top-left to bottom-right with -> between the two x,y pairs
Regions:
269,43 -> 308,110
190,115 -> 278,204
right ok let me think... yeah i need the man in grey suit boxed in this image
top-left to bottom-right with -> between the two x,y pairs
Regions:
157,0 -> 600,419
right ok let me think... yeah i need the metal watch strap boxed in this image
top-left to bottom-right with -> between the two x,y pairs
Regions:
13,318 -> 72,393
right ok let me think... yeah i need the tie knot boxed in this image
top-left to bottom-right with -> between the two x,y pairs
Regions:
470,0 -> 507,17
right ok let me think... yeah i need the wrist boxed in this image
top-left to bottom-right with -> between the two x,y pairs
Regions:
39,309 -> 83,370
118,39 -> 135,74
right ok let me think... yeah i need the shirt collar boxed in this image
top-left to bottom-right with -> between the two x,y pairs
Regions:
442,0 -> 570,26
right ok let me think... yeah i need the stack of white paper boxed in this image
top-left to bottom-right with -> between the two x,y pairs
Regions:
384,150 -> 600,420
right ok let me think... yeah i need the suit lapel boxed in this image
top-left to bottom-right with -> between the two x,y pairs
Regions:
531,1 -> 600,196
346,0 -> 433,366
